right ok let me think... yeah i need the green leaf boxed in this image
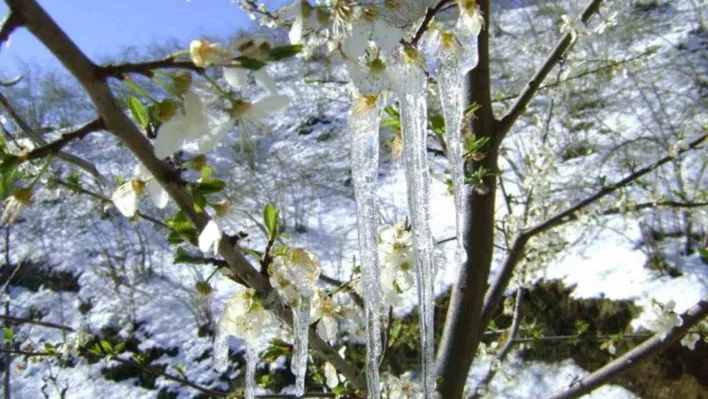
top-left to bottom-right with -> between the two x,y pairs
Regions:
429,114 -> 446,135
268,44 -> 303,60
174,246 -> 207,265
44,343 -> 56,355
194,178 -> 226,195
123,78 -> 152,101
128,96 -> 149,128
263,203 -> 279,240
100,340 -> 114,354
114,342 -> 125,354
2,327 -> 13,344
236,57 -> 267,71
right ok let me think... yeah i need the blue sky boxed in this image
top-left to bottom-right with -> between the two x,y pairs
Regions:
0,0 -> 288,76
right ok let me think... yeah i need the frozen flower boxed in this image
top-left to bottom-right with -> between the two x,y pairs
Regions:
111,165 -> 169,218
310,290 -> 340,342
379,222 -> 415,306
190,39 -> 231,68
2,187 -> 32,225
346,55 -> 394,94
387,372 -> 423,399
288,0 -> 315,45
154,91 -> 209,158
198,94 -> 289,153
342,5 -> 404,59
198,199 -> 242,254
680,332 -> 700,350
214,289 -> 272,371
275,247 -> 321,295
646,300 -> 683,340
457,0 -> 484,37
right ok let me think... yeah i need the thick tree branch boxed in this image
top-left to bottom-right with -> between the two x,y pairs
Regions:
548,300 -> 708,399
0,91 -> 103,180
18,119 -> 104,164
437,1 -> 498,397
4,0 -> 365,390
98,58 -> 204,80
497,0 -> 604,139
480,134 -> 707,330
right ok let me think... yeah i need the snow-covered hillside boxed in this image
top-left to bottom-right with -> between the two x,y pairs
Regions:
1,0 -> 706,398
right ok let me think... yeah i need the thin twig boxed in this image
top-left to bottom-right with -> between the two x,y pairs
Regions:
0,12 -> 20,50
409,0 -> 454,46
98,57 -> 204,80
18,119 -> 104,164
0,315 -> 75,332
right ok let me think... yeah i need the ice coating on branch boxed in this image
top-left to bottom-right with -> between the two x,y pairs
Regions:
245,344 -> 257,399
394,51 -> 436,399
348,93 -> 383,399
293,295 -> 311,396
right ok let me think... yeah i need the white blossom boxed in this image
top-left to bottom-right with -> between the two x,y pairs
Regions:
310,290 -> 340,342
646,300 -> 683,340
342,6 -> 404,59
198,199 -> 242,254
680,332 -> 700,350
386,372 -> 423,399
1,187 -> 31,225
154,91 -> 209,158
594,11 -> 618,34
378,222 -> 416,307
324,362 -> 339,388
112,165 -> 169,218
190,39 -> 231,68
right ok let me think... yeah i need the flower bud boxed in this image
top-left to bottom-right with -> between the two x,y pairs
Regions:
156,99 -> 178,122
172,71 -> 193,95
195,281 -> 213,296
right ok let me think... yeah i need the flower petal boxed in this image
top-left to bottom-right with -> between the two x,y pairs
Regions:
146,180 -> 169,209
372,19 -> 403,53
154,117 -> 188,159
253,69 -> 279,94
342,23 -> 369,59
111,183 -> 138,217
246,94 -> 290,121
199,120 -> 234,153
223,67 -> 249,89
198,220 -> 222,253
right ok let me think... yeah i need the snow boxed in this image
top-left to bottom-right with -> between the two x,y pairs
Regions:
1,0 -> 705,398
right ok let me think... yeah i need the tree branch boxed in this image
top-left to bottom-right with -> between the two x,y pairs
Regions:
98,57 -> 204,80
548,300 -> 708,399
0,91 -> 103,181
4,0 -> 365,389
18,119 -> 104,164
0,11 -> 20,49
497,0 -> 604,139
409,0 -> 454,45
0,314 -> 75,332
480,134 -> 707,331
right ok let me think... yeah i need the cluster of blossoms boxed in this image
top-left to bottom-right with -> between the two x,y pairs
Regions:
385,372 -> 424,399
378,222 -> 416,306
269,247 -> 322,303
644,300 -> 683,341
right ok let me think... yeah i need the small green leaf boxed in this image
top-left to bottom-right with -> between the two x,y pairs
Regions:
2,327 -> 13,344
263,203 -> 279,240
124,78 -> 152,101
194,178 -> 226,195
128,96 -> 149,128
236,57 -> 267,71
44,343 -> 57,355
100,340 -> 114,354
114,342 -> 125,354
268,44 -> 303,60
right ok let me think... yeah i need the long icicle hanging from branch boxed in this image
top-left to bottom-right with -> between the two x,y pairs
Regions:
436,29 -> 479,262
395,47 -> 436,399
349,92 -> 384,399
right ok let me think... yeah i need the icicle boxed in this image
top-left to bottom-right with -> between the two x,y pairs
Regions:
437,61 -> 467,263
395,59 -> 436,399
292,294 -> 311,396
349,93 -> 383,399
245,344 -> 257,399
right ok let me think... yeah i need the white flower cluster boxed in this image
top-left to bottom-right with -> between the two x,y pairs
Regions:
378,222 -> 416,307
645,300 -> 683,340
269,247 -> 322,303
385,372 -> 425,399
213,288 -> 272,371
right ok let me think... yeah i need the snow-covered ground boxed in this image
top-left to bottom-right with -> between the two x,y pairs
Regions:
1,0 -> 706,398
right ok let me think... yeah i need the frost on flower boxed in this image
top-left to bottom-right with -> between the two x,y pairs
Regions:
386,372 -> 423,399
646,300 -> 683,340
272,247 -> 321,296
310,290 -> 340,342
213,289 -> 272,371
342,5 -> 404,59
456,0 -> 484,37
154,90 -> 209,158
2,187 -> 32,225
324,361 -> 340,388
